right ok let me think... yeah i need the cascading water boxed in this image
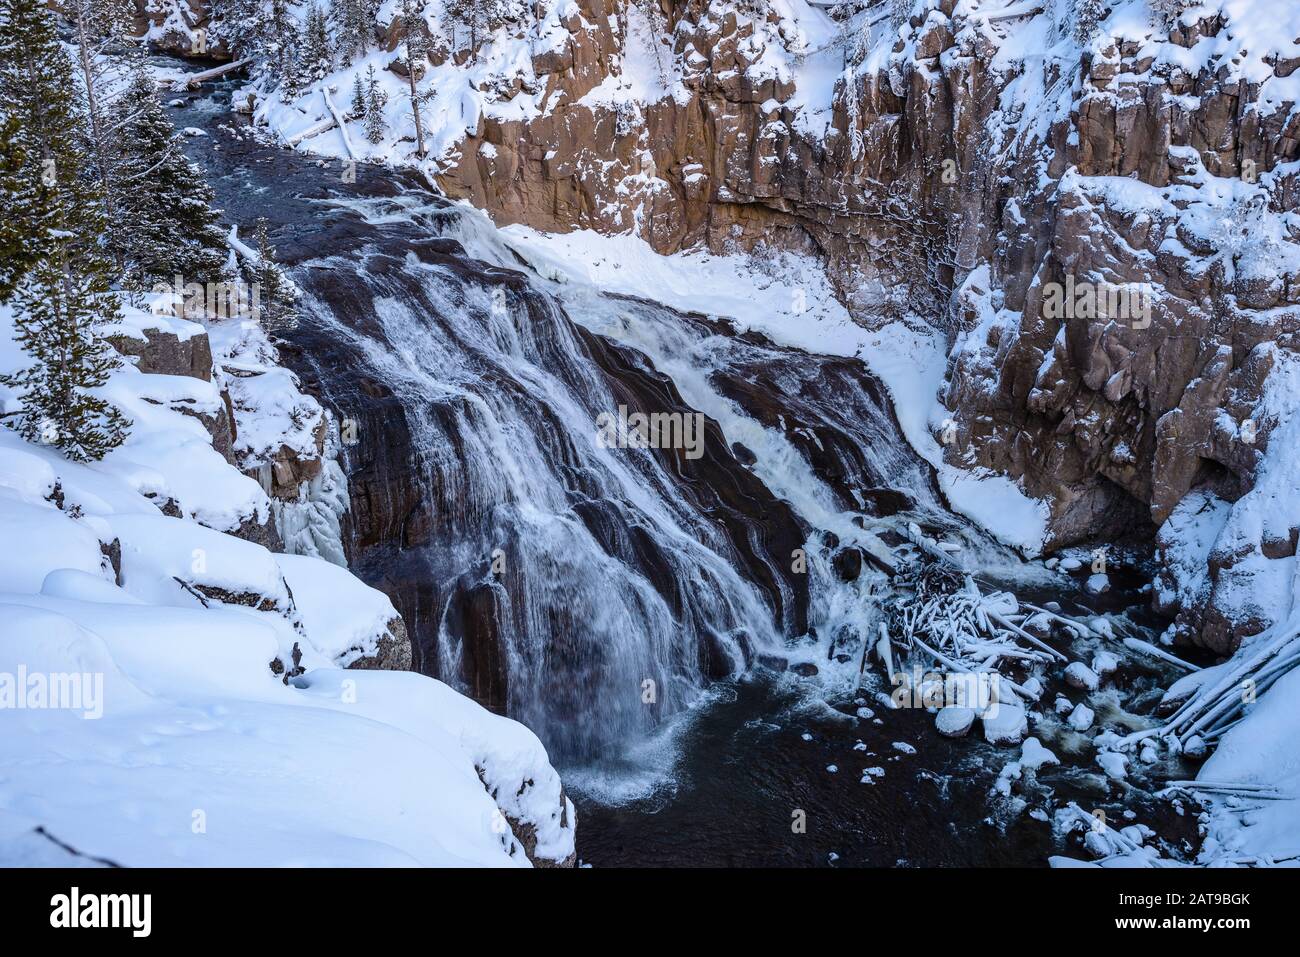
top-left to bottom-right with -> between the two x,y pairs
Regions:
177,80 -> 1008,766
290,230 -> 806,761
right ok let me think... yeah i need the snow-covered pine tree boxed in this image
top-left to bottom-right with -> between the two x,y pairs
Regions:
208,0 -> 259,58
67,0 -> 136,249
1074,0 -> 1107,44
0,112 -> 39,301
350,71 -> 367,119
1,245 -> 131,461
301,5 -> 334,84
114,59 -> 229,287
363,65 -> 387,144
264,0 -> 305,101
0,0 -> 129,459
0,0 -> 108,292
445,0 -> 494,63
332,0 -> 375,67
248,218 -> 298,336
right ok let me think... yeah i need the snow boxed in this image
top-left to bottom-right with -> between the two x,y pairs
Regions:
276,553 -> 398,665
1067,703 -> 1095,732
981,681 -> 1029,744
1196,661 -> 1300,865
0,299 -> 574,867
935,705 -> 975,736
495,222 -> 863,358
1020,737 -> 1059,771
860,313 -> 1051,556
1096,750 -> 1129,780
1064,661 -> 1100,691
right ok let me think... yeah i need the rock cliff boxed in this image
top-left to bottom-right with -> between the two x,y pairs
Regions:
416,0 -> 1300,655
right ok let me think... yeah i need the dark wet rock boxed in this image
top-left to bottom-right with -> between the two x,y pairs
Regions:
858,487 -> 915,518
791,662 -> 819,678
444,580 -> 510,715
699,629 -> 742,680
731,441 -> 757,466
832,547 -> 864,583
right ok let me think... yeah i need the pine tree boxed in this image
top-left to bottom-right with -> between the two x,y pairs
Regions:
0,0 -> 108,289
67,0 -> 136,251
0,0 -> 129,460
332,0 -> 375,67
1073,0 -> 1107,44
248,218 -> 298,336
1,246 -> 130,461
301,5 -> 334,84
209,0 -> 271,61
0,112 -> 39,300
446,0 -> 489,63
363,66 -> 387,144
264,0 -> 304,101
350,71 -> 367,119
114,60 -> 229,287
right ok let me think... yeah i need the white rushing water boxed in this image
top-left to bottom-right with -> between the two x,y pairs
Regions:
293,222 -> 793,761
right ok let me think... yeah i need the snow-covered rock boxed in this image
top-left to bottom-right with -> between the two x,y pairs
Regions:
1096,751 -> 1128,781
1067,703 -> 1095,732
1064,662 -> 1100,691
1019,737 -> 1059,772
1091,651 -> 1119,676
935,705 -> 975,738
981,687 -> 1028,746
1085,573 -> 1110,596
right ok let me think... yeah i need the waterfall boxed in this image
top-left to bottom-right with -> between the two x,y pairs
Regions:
283,200 -> 820,762
181,103 -> 999,765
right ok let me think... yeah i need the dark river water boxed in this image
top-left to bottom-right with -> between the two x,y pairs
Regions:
567,599 -> 1202,868
167,64 -> 1199,868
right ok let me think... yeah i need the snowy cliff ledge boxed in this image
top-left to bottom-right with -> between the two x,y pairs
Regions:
0,298 -> 575,867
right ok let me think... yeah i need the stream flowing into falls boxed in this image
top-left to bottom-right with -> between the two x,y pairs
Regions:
172,70 -> 1197,866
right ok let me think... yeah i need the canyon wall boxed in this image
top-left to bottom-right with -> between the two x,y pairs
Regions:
423,0 -> 1300,655
141,0 -> 1300,655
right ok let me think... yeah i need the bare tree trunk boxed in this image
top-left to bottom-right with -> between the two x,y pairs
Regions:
72,7 -> 117,230
407,65 -> 426,158
403,0 -> 427,157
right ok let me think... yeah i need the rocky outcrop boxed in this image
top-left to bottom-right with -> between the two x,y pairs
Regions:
497,789 -> 577,868
108,321 -> 238,463
132,0 -> 230,61
346,616 -> 415,671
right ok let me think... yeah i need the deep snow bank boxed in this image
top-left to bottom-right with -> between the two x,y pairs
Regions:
0,298 -> 575,866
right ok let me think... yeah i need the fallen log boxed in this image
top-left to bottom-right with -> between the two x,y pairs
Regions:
285,115 -> 338,147
168,58 -> 252,90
